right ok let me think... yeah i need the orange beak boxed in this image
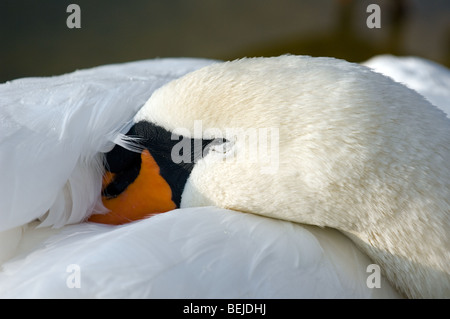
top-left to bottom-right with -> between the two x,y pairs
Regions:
88,149 -> 176,225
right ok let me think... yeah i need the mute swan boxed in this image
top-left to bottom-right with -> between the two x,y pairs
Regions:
1,55 -> 448,298
94,55 -> 449,298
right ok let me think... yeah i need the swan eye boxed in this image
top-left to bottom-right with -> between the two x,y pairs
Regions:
102,144 -> 142,199
101,159 -> 140,199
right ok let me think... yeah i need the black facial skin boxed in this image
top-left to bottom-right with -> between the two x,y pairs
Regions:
102,121 -> 224,207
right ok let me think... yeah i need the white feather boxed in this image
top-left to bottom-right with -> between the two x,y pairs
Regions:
363,54 -> 450,117
0,207 -> 400,298
0,58 -> 216,231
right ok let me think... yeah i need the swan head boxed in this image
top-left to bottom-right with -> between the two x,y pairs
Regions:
88,121 -> 218,225
89,55 -> 450,298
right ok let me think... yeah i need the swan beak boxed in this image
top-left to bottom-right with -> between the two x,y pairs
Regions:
88,149 -> 176,225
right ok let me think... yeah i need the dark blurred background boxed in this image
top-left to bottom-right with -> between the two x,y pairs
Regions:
1,0 -> 449,83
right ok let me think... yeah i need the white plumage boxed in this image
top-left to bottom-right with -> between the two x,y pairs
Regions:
363,55 -> 450,117
0,55 -> 448,298
0,58 -> 215,231
0,207 -> 399,298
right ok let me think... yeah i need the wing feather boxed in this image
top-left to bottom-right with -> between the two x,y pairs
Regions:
0,58 -> 216,231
